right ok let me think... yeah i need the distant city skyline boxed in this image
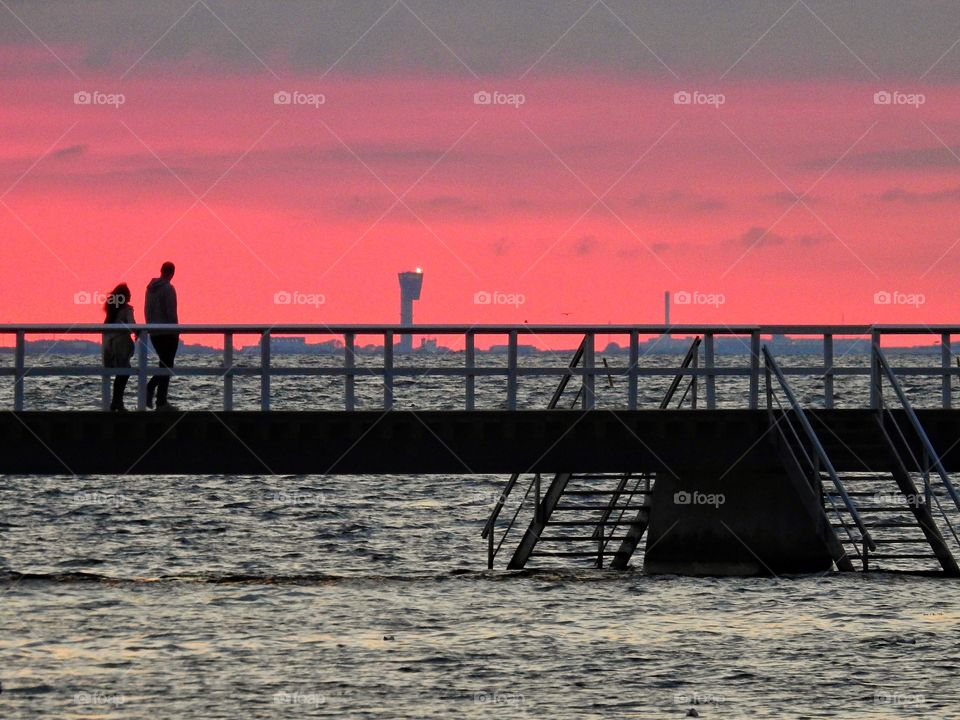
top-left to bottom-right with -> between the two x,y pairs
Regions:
7,332 -> 948,357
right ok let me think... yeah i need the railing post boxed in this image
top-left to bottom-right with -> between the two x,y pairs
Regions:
942,333 -> 951,410
823,333 -> 834,410
870,330 -> 880,410
465,332 -> 476,411
749,331 -> 760,410
628,330 -> 638,410
507,331 -> 518,411
137,332 -> 148,411
705,332 -> 716,410
764,363 -> 773,413
14,331 -> 25,411
691,343 -> 699,409
260,331 -> 271,412
101,351 -> 111,411
583,332 -> 595,410
344,332 -> 355,411
223,332 -> 233,412
384,331 -> 394,409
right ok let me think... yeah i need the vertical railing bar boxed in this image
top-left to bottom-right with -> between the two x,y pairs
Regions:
870,329 -> 880,410
507,331 -> 518,411
691,341 -> 698,409
384,331 -> 394,410
137,331 -> 149,412
705,332 -> 716,410
583,332 -> 595,410
465,332 -> 475,411
823,333 -> 834,410
942,332 -> 951,410
749,331 -> 760,410
14,330 -> 25,411
628,330 -> 638,410
101,336 -> 111,411
223,332 -> 233,412
765,363 -> 773,413
260,331 -> 271,412
344,332 -> 355,412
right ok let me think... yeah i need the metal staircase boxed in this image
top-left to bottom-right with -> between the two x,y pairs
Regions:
482,337 -> 701,570
842,345 -> 960,573
764,344 -> 960,575
822,469 -> 957,573
506,472 -> 654,569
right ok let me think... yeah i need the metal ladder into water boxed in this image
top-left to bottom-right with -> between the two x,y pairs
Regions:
482,337 -> 701,570
764,345 -> 960,575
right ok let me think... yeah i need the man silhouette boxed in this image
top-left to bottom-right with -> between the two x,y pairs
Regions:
145,261 -> 179,411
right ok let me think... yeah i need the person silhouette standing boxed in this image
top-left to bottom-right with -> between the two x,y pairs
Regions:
145,262 -> 180,411
102,284 -> 136,412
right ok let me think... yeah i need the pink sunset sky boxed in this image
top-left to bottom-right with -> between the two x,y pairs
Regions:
2,0 -> 960,334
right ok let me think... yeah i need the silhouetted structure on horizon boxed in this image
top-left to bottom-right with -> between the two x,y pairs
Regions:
398,268 -> 423,353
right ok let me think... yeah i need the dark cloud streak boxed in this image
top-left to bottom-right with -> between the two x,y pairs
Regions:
2,1 -> 960,79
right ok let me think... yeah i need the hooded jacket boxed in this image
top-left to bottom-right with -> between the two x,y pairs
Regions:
145,277 -> 178,332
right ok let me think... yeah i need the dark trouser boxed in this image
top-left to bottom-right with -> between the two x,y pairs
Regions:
147,334 -> 179,406
111,375 -> 129,410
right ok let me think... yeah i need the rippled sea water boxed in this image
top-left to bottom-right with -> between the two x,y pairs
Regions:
2,348 -> 959,718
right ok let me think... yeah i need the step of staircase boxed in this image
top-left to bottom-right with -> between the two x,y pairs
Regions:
538,536 -> 629,542
561,489 -> 650,495
553,504 -> 642,511
529,551 -> 619,558
872,538 -> 933,544
546,519 -> 645,526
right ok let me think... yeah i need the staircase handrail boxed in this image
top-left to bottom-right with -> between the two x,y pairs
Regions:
763,345 -> 876,551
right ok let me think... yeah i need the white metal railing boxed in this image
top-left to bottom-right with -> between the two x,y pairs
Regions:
1,324 -> 958,412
